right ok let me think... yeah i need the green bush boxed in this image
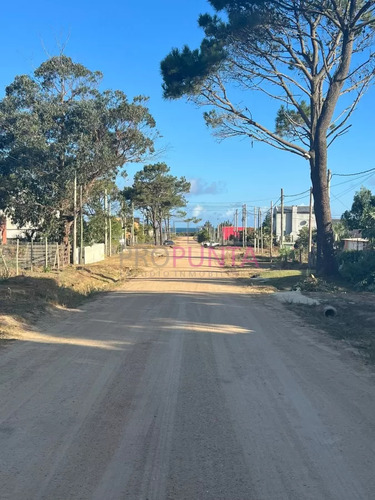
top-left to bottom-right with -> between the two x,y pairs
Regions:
197,228 -> 210,243
338,250 -> 375,290
279,247 -> 295,261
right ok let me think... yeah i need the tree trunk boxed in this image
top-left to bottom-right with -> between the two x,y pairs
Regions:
153,224 -> 157,245
159,223 -> 163,246
309,138 -> 337,276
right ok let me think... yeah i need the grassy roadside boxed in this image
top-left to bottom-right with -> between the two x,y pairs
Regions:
0,255 -> 136,341
225,250 -> 306,291
230,252 -> 375,364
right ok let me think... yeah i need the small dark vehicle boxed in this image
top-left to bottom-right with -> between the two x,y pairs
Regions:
163,240 -> 175,247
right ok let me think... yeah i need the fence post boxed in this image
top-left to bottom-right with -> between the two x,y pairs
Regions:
16,239 -> 19,276
30,240 -> 33,272
57,243 -> 60,270
45,238 -> 48,269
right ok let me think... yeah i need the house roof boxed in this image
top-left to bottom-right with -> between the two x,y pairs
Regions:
343,238 -> 368,242
274,205 -> 312,214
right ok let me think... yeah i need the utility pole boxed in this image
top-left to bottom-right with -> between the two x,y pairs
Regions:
270,201 -> 273,260
235,209 -> 238,240
280,188 -> 284,247
254,207 -> 257,253
242,204 -> 247,248
121,200 -> 127,247
308,187 -> 313,265
80,185 -> 83,264
131,201 -> 135,246
108,200 -> 112,257
260,208 -> 264,253
327,169 -> 332,200
104,189 -> 108,256
73,172 -> 77,264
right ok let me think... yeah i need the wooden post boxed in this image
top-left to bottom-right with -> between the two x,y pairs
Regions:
80,185 -> 83,264
242,204 -> 247,248
260,208 -> 264,254
30,240 -> 33,272
258,208 -> 261,254
327,169 -> 332,200
56,243 -> 60,270
254,207 -> 257,253
270,201 -> 273,261
73,172 -> 77,265
131,202 -> 135,246
280,188 -> 284,247
109,201 -> 112,257
16,239 -> 19,276
104,189 -> 108,255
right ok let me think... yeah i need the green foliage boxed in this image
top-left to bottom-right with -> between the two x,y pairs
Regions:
197,221 -> 213,243
332,221 -> 350,243
126,163 -> 190,244
84,216 -> 123,246
279,246 -> 295,262
161,40 -> 226,99
275,101 -> 310,139
197,228 -> 211,243
294,226 -> 317,251
261,212 -> 272,246
0,55 -> 157,241
342,187 -> 375,240
220,220 -> 232,226
338,250 -> 375,290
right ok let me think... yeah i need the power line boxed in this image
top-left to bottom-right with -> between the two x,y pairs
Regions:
330,171 -> 375,189
332,167 -> 375,177
284,188 -> 311,198
331,173 -> 375,199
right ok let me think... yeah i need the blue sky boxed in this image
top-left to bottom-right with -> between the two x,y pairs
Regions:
1,0 -> 375,225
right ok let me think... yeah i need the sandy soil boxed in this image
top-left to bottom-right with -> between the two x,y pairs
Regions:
0,239 -> 375,499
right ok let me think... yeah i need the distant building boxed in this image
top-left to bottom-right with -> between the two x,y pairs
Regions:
222,226 -> 242,241
0,215 -> 5,244
222,226 -> 254,241
0,212 -> 34,244
342,238 -> 369,251
273,205 -> 316,242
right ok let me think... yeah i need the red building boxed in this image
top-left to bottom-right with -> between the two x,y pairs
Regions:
222,226 -> 253,241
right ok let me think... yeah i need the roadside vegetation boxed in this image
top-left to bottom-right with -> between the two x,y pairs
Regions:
0,255 -> 135,341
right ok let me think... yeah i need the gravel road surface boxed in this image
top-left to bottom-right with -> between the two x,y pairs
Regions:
1,241 -> 375,499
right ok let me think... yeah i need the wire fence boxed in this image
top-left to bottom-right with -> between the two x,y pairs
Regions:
0,240 -> 69,278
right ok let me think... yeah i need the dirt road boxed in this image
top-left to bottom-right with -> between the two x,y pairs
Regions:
1,241 -> 375,499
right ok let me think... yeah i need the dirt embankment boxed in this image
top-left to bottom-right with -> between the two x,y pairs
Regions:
0,254 -> 136,340
283,291 -> 375,363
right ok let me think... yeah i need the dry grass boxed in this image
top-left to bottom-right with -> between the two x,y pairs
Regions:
0,254 -> 135,341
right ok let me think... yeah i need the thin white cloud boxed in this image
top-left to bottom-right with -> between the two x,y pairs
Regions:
192,204 -> 204,217
189,178 -> 227,196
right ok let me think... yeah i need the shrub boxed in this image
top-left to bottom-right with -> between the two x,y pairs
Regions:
338,250 -> 375,289
279,247 -> 295,261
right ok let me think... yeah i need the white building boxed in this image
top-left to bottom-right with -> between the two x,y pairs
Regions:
0,211 -> 33,243
274,205 -> 316,242
342,238 -> 368,251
